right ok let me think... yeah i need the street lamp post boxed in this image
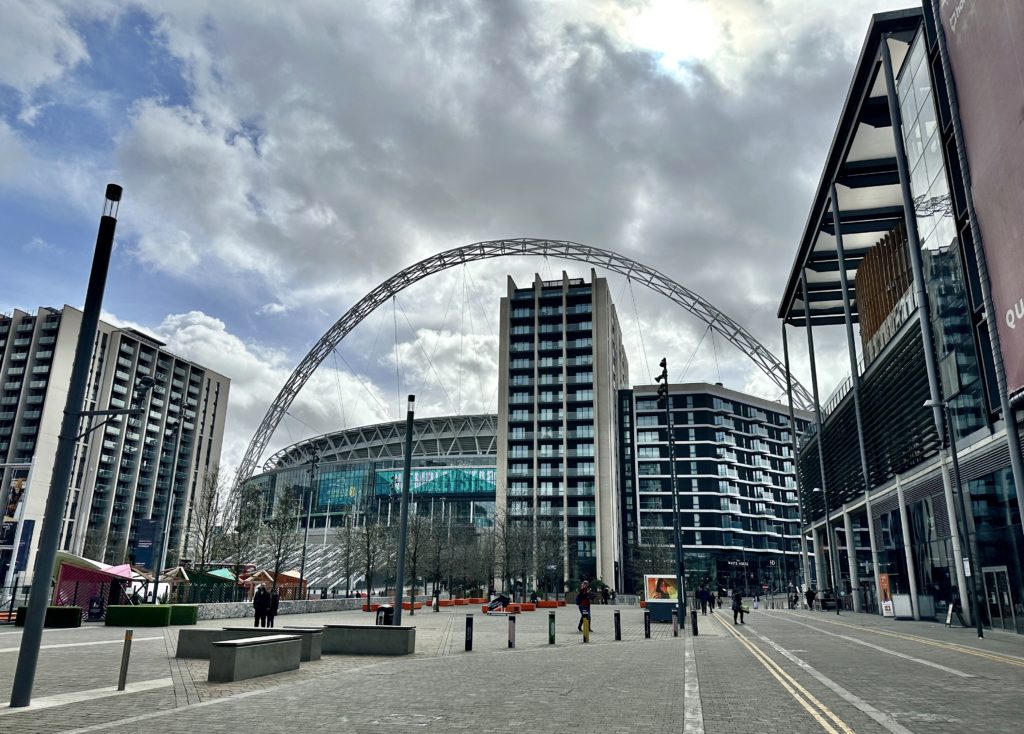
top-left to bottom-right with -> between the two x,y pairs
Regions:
813,487 -> 842,615
393,395 -> 415,626
656,359 -> 686,623
299,453 -> 319,602
925,399 -> 984,638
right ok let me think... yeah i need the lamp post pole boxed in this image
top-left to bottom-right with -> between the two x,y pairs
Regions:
930,400 -> 984,638
10,185 -> 123,708
656,359 -> 686,622
299,453 -> 318,601
393,395 -> 415,625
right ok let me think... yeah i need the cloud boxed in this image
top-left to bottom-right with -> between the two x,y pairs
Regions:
0,0 -> 88,96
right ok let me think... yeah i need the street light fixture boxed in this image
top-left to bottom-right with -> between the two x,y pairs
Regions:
298,451 -> 319,601
812,487 -> 841,615
924,398 -> 984,639
656,359 -> 686,624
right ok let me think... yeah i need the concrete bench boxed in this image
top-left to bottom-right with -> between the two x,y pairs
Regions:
208,635 -> 301,683
322,624 -> 415,655
224,626 -> 322,661
176,628 -> 240,659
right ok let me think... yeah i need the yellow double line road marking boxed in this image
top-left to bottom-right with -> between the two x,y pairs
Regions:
713,615 -> 856,734
787,613 -> 1024,668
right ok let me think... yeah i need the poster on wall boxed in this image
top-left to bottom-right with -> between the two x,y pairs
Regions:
643,574 -> 679,602
939,0 -> 1024,400
879,573 -> 895,617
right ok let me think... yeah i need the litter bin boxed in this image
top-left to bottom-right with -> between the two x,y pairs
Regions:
375,604 -> 395,625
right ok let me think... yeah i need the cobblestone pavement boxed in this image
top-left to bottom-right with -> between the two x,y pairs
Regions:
1,604 -> 1022,733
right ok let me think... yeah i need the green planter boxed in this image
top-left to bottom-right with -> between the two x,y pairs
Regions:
105,604 -> 172,626
169,604 -> 199,625
15,606 -> 83,628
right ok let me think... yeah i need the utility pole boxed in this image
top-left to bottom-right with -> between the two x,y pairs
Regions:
393,395 -> 414,625
299,452 -> 319,601
656,359 -> 686,623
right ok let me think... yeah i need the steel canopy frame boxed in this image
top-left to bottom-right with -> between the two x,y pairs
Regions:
234,238 -> 815,490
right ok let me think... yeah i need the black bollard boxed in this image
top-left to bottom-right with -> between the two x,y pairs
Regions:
644,608 -> 651,639
548,611 -> 556,645
672,609 -> 679,637
614,610 -> 621,641
465,614 -> 473,651
508,615 -> 516,648
690,608 -> 698,636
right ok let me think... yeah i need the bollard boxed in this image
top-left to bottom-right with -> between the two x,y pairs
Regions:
508,615 -> 516,648
614,610 -> 621,640
690,608 -> 698,637
117,629 -> 133,691
465,614 -> 473,651
548,611 -> 556,645
644,609 -> 651,639
582,614 -> 590,643
672,609 -> 679,637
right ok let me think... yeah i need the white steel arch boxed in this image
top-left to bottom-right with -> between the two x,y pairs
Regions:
235,238 -> 813,489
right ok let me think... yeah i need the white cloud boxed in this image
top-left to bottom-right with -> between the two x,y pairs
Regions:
0,0 -> 88,95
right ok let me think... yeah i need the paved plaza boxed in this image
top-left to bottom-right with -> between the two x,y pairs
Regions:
1,604 -> 1022,733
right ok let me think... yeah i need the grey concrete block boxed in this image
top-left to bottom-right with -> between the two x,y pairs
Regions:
223,626 -> 322,661
207,635 -> 302,683
322,624 -> 416,655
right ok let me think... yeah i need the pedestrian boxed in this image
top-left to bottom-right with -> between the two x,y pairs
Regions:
732,590 -> 746,625
601,587 -> 609,605
267,588 -> 280,628
698,585 -> 709,615
253,583 -> 270,628
805,588 -> 817,611
576,581 -> 593,633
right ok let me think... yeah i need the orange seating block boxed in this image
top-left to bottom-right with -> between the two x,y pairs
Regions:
454,599 -> 467,606
519,603 -> 535,611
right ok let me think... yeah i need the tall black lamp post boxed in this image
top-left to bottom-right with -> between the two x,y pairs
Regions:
656,359 -> 686,622
924,398 -> 984,638
10,185 -> 123,708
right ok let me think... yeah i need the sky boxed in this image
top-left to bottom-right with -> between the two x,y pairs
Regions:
0,0 -> 913,477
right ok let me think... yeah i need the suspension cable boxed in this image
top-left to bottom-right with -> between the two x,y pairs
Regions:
628,277 -> 652,385
394,293 -> 457,414
330,348 -> 348,429
465,267 -> 500,415
335,350 -> 390,421
676,324 -> 710,383
393,296 -> 402,419
711,327 -> 723,384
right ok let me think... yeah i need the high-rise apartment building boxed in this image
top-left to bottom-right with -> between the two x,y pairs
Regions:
0,306 -> 229,586
618,383 -> 812,596
497,271 -> 629,590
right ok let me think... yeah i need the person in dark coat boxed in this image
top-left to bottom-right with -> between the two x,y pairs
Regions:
732,590 -> 746,625
253,584 -> 271,627
267,589 -> 280,628
576,582 -> 593,632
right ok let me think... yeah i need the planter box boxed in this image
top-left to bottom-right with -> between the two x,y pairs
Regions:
15,606 -> 82,628
453,599 -> 467,606
362,604 -> 381,612
519,603 -> 535,612
537,600 -> 559,609
400,602 -> 423,610
105,605 -> 172,626
322,624 -> 416,655
169,604 -> 199,625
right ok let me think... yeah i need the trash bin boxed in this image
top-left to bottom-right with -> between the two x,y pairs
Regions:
375,604 -> 394,625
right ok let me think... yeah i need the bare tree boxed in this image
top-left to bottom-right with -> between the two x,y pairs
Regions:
224,482 -> 264,581
402,510 -> 430,615
535,521 -> 564,597
494,509 -> 532,601
189,464 -> 226,572
334,512 -> 359,596
626,531 -> 674,594
266,486 -> 303,595
358,516 -> 391,599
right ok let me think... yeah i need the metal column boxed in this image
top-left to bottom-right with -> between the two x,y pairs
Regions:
842,510 -> 861,612
782,324 -> 812,591
801,271 -> 843,608
895,474 -> 920,620
881,36 -> 970,619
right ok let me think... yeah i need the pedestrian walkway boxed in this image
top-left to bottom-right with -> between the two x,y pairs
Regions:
1,604 -> 1021,733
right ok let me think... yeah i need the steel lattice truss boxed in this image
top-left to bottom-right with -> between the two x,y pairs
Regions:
235,238 -> 814,491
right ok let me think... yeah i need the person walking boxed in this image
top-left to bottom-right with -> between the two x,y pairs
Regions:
267,589 -> 280,628
805,588 -> 817,611
732,590 -> 746,625
576,581 -> 593,633
697,585 -> 709,615
253,584 -> 270,628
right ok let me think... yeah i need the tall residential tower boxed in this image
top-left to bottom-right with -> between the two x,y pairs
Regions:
497,271 -> 628,590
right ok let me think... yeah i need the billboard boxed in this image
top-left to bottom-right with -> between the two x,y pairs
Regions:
643,574 -> 679,602
939,0 -> 1024,399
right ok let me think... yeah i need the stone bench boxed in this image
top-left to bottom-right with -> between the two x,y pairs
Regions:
322,624 -> 415,655
224,626 -> 322,661
208,635 -> 301,683
176,628 -> 241,659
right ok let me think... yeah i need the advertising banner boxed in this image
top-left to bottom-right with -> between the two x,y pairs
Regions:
879,573 -> 894,617
643,574 -> 679,602
134,519 -> 158,570
939,0 -> 1024,399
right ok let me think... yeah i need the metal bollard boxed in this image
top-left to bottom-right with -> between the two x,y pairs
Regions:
548,611 -> 556,645
644,609 -> 651,638
614,610 -> 621,640
582,614 -> 590,643
672,609 -> 679,637
690,609 -> 699,636
117,629 -> 133,691
465,614 -> 473,651
508,615 -> 516,648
